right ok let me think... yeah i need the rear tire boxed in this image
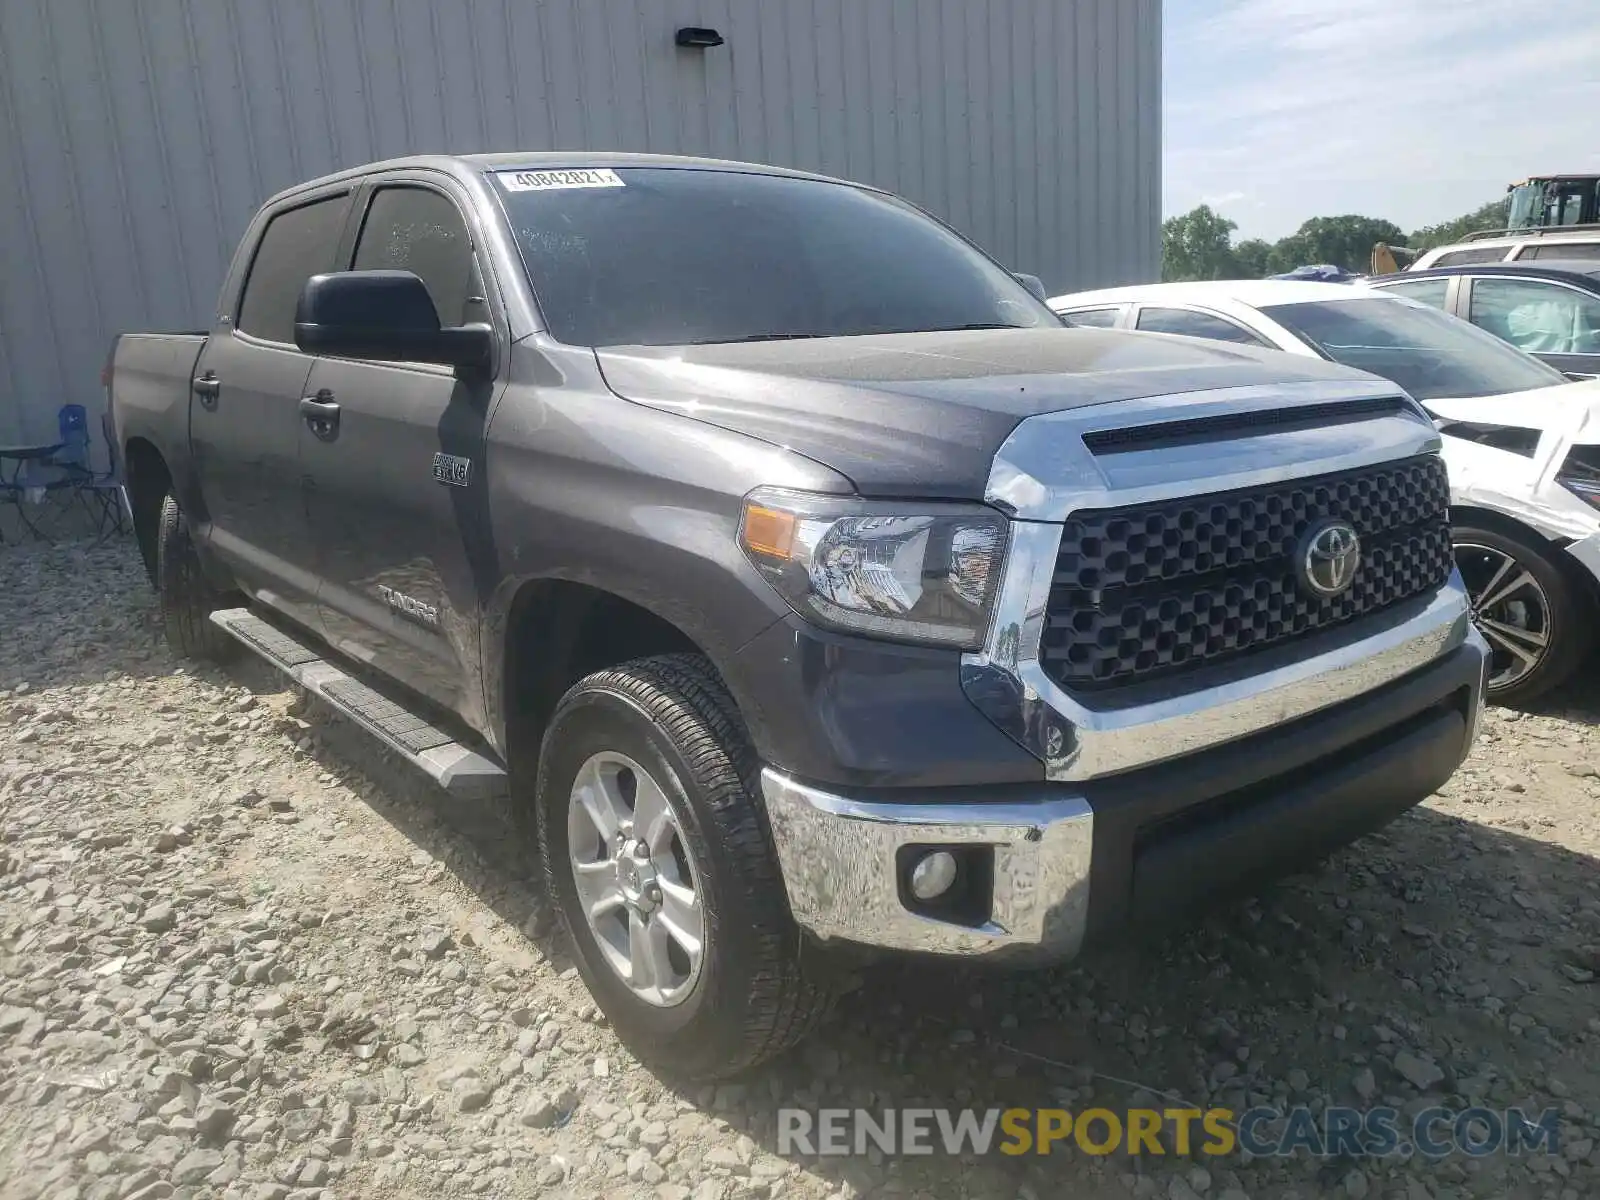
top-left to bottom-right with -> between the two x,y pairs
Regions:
534,653 -> 835,1080
156,492 -> 237,662
1455,522 -> 1592,706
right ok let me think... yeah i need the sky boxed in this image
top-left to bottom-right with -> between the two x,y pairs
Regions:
1163,0 -> 1600,242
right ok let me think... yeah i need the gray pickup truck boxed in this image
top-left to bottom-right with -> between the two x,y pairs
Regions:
110,153 -> 1489,1080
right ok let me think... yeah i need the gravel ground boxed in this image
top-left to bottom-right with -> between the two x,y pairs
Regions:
3,536 -> 1599,1200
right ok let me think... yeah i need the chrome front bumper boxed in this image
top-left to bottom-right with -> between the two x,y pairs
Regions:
761,771 -> 1094,957
763,579 -> 1488,961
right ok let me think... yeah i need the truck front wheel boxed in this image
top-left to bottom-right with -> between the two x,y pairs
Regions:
534,653 -> 834,1079
156,492 -> 237,662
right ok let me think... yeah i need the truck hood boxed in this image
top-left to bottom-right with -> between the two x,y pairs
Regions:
595,327 -> 1374,499
1425,378 -> 1600,539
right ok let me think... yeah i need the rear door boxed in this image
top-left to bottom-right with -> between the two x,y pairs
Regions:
299,178 -> 503,722
190,189 -> 354,629
1463,276 -> 1600,379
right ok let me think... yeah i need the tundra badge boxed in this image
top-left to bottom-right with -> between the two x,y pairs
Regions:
432,452 -> 471,487
377,585 -> 441,629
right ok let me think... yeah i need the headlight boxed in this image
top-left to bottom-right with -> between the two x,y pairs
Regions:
1556,445 -> 1600,510
738,489 -> 1008,649
1557,474 -> 1600,511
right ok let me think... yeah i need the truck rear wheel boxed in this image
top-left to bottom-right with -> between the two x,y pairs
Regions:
534,653 -> 834,1080
156,492 -> 237,662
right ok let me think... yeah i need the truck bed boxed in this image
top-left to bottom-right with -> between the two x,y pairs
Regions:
109,332 -> 207,456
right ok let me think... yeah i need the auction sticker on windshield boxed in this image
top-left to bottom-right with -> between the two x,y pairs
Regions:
498,168 -> 625,192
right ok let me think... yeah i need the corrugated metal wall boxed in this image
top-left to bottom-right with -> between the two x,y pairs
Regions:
0,0 -> 1160,446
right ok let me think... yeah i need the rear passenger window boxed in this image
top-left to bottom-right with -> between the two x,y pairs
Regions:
352,187 -> 479,326
1429,248 -> 1510,267
1375,278 -> 1450,309
236,194 -> 349,343
1136,307 -> 1266,346
1061,307 -> 1121,328
1518,242 -> 1600,261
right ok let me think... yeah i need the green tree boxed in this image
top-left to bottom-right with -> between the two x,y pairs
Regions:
1232,238 -> 1273,279
1266,234 -> 1308,275
1161,205 -> 1239,281
1266,215 -> 1406,274
1410,198 -> 1509,250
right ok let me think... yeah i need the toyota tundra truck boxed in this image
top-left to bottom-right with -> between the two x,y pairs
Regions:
109,153 -> 1490,1080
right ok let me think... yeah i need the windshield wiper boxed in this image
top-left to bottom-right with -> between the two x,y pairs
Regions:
683,332 -> 830,345
929,322 -> 1029,332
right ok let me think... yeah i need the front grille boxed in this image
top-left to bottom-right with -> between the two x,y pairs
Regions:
1041,455 -> 1453,691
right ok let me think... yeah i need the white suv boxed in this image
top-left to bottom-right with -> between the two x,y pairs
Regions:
1413,230 -> 1600,270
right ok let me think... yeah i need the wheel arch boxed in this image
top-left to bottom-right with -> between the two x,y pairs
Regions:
1450,503 -> 1566,547
491,577 -> 728,800
122,437 -> 172,586
1452,500 -> 1600,599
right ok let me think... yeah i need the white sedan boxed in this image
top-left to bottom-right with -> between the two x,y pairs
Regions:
1050,280 -> 1600,704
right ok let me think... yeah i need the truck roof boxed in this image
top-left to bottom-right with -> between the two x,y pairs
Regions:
263,152 -> 847,208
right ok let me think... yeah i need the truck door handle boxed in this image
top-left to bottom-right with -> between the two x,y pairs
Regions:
300,391 -> 340,439
192,372 -> 220,408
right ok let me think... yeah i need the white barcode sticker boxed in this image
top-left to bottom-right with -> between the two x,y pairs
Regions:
498,168 -> 625,192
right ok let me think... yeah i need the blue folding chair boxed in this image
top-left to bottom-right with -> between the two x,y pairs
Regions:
3,412 -> 74,541
18,404 -> 128,542
59,407 -> 131,540
54,403 -> 92,472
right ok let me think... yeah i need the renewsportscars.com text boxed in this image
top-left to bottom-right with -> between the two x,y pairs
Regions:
777,1106 -> 1562,1159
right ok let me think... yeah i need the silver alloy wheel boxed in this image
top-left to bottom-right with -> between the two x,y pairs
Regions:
1456,542 -> 1552,692
566,751 -> 705,1007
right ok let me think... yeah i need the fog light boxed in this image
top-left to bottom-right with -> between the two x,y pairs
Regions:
909,850 -> 959,901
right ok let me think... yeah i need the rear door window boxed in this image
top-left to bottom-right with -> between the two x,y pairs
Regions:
1060,306 -> 1122,328
1373,278 -> 1450,309
1135,306 -> 1268,346
1429,248 -> 1511,267
1516,242 -> 1600,261
351,186 -> 482,326
236,194 -> 350,343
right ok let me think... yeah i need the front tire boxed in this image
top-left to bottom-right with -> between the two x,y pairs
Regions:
534,654 -> 834,1080
1455,523 -> 1592,706
156,492 -> 236,662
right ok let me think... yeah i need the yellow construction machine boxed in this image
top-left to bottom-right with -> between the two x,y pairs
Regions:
1505,174 -> 1600,229
1370,174 -> 1600,275
1369,243 -> 1418,275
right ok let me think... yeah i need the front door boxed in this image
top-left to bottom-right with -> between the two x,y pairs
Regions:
1465,276 -> 1600,379
299,182 -> 501,727
190,190 -> 353,631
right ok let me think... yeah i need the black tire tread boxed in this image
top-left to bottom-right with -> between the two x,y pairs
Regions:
156,492 -> 236,662
1456,522 -> 1592,706
539,652 -> 835,1078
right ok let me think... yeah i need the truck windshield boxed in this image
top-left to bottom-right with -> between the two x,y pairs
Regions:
492,167 -> 1056,347
1262,297 -> 1568,401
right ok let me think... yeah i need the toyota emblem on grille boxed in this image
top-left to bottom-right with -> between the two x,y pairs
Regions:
1296,519 -> 1362,597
